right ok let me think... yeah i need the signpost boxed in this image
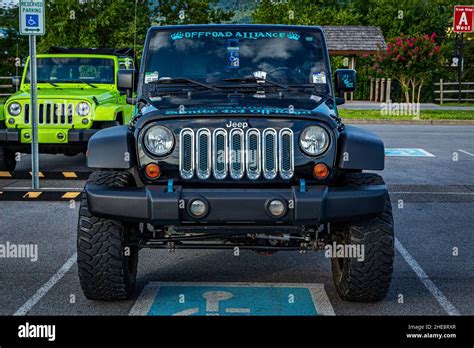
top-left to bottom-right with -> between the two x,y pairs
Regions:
19,0 -> 45,190
453,6 -> 474,103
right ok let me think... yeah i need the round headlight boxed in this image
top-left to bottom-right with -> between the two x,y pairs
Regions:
8,102 -> 21,116
143,126 -> 174,156
76,102 -> 91,116
299,126 -> 329,156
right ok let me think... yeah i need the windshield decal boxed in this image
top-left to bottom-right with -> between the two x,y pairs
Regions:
170,31 -> 300,41
163,106 -> 311,116
226,39 -> 240,68
145,71 -> 159,84
312,72 -> 326,84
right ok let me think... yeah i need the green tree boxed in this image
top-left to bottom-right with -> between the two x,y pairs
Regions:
37,0 -> 155,60
152,0 -> 234,25
0,7 -> 29,77
359,0 -> 457,39
252,0 -> 361,26
370,33 -> 444,106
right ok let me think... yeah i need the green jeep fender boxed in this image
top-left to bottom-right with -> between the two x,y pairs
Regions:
0,102 -> 4,122
93,100 -> 133,125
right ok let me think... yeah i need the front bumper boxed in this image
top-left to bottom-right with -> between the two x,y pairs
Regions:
85,184 -> 388,224
0,128 -> 97,143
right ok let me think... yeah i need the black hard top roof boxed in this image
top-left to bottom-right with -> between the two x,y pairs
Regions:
47,47 -> 135,58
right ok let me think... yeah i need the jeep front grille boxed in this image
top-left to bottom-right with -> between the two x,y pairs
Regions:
23,102 -> 75,126
179,128 -> 294,180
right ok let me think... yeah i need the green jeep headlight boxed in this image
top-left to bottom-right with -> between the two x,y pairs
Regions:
76,102 -> 91,116
8,102 -> 22,116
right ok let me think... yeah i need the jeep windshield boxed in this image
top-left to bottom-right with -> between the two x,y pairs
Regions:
25,57 -> 115,85
143,28 -> 331,100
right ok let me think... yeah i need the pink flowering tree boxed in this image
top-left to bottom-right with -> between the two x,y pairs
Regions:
370,33 -> 443,105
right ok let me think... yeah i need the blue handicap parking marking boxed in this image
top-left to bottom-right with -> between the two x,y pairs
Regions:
26,14 -> 39,27
130,282 -> 335,316
385,148 -> 435,157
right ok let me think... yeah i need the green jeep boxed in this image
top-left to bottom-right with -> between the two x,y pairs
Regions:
0,47 -> 137,171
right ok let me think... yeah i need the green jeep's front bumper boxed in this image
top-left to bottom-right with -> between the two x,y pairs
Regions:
0,128 -> 97,143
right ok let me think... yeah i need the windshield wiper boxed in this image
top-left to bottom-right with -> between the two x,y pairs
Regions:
55,79 -> 97,88
148,77 -> 216,91
221,76 -> 290,90
37,80 -> 59,87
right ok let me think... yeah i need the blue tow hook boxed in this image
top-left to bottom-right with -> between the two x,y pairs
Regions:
300,179 -> 306,193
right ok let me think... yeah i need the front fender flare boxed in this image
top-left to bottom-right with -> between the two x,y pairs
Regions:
336,125 -> 385,170
87,125 -> 136,169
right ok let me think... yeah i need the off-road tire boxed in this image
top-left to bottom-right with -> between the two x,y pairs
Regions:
330,172 -> 394,302
77,171 -> 138,301
0,145 -> 16,172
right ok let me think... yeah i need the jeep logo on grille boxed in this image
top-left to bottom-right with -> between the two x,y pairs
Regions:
226,121 -> 248,128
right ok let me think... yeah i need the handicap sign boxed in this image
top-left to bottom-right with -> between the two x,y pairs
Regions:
26,14 -> 39,27
130,282 -> 335,316
19,0 -> 45,36
385,148 -> 435,157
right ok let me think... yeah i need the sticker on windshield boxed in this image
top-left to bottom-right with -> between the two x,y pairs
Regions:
145,71 -> 159,84
253,71 -> 267,83
227,39 -> 240,68
312,72 -> 326,84
170,31 -> 300,41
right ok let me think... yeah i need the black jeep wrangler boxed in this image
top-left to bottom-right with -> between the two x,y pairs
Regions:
78,25 -> 394,303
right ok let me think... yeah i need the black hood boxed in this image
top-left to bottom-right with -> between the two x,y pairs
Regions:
140,89 -> 335,117
135,90 -> 339,130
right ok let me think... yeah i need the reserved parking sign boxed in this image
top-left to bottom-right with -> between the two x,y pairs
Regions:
19,0 -> 45,36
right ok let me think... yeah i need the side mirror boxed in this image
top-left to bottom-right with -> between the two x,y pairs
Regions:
117,69 -> 136,93
12,76 -> 21,89
335,97 -> 345,105
335,69 -> 357,94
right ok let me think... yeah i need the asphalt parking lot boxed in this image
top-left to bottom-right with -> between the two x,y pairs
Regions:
0,124 -> 473,316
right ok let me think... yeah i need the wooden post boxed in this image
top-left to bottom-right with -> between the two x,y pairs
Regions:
380,78 -> 385,102
374,78 -> 380,102
439,79 -> 443,105
386,78 -> 392,102
369,78 -> 374,101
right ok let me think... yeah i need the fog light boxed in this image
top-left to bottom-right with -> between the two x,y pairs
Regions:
82,118 -> 89,125
313,163 -> 329,179
57,133 -> 65,140
268,199 -> 286,217
189,199 -> 208,217
145,163 -> 161,179
8,118 -> 15,125
24,133 -> 30,139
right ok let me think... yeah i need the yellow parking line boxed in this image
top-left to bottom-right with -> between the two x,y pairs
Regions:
62,192 -> 81,199
0,171 -> 12,178
23,191 -> 42,199
62,172 -> 78,178
29,172 -> 45,178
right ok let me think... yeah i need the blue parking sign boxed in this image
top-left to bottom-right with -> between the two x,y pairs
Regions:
26,14 -> 39,27
130,282 -> 335,316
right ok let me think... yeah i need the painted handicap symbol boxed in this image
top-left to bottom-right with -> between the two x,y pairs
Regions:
385,148 -> 435,157
134,283 -> 334,316
173,290 -> 250,316
26,15 -> 39,27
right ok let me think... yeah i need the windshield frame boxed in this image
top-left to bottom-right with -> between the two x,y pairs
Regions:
21,54 -> 119,87
138,24 -> 333,100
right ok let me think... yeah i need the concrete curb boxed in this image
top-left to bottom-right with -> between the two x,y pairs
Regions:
344,119 -> 474,125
